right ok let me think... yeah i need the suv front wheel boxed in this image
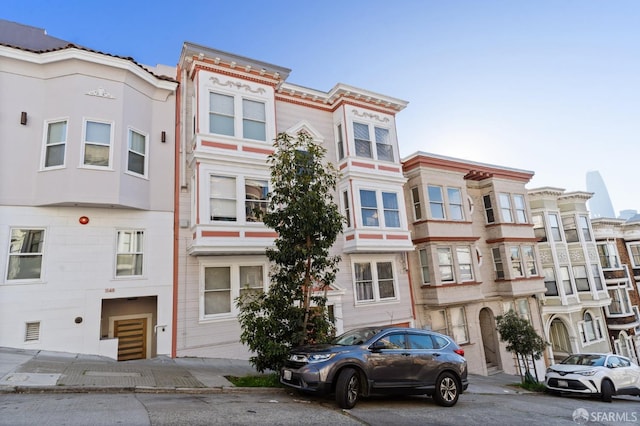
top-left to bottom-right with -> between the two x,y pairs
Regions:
336,368 -> 360,409
433,372 -> 460,407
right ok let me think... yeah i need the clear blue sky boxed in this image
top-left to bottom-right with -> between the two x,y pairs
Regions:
5,0 -> 639,214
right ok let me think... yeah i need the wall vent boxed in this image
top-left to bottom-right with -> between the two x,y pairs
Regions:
25,321 -> 40,342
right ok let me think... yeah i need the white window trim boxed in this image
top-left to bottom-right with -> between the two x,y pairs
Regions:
80,118 -> 114,170
114,230 -> 145,279
199,257 -> 269,321
204,167 -> 270,225
578,313 -> 605,345
626,242 -> 640,268
40,117 -> 69,170
125,126 -> 149,179
200,72 -> 274,143
606,284 -> 633,317
351,256 -> 400,305
356,187 -> 404,229
5,227 -> 47,283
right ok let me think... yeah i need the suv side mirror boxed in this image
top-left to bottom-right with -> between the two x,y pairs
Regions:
370,341 -> 386,352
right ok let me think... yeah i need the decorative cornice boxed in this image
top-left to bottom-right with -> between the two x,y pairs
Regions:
209,76 -> 266,94
85,88 -> 115,99
352,109 -> 390,123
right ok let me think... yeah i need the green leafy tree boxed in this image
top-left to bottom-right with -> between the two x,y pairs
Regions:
496,310 -> 549,383
236,131 -> 345,372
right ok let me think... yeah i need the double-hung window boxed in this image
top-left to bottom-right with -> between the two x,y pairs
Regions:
513,194 -> 527,223
6,229 -> 45,281
359,190 -> 401,228
116,231 -> 144,277
375,127 -> 393,161
83,120 -> 112,167
543,267 -> 558,296
628,243 -> 640,267
428,186 -> 464,220
245,179 -> 268,222
43,119 -> 67,168
209,93 -> 235,136
437,248 -> 454,282
432,307 -> 469,344
573,265 -> 589,292
342,190 -> 351,228
203,263 -> 266,318
510,246 -> 537,278
209,92 -> 267,141
532,214 -> 547,242
353,122 -> 372,158
548,213 -> 562,241
499,193 -> 513,222
382,192 -> 400,227
210,175 -> 268,223
510,247 -> 523,277
210,176 -> 237,221
336,123 -> 345,160
242,99 -> 266,141
579,312 -> 603,344
419,248 -> 431,284
562,216 -> 579,243
127,129 -> 147,177
492,247 -> 505,279
579,216 -> 592,241
456,247 -> 473,281
607,286 -> 632,315
591,264 -> 603,290
483,194 -> 495,223
353,261 -> 396,303
353,122 -> 393,161
560,266 -> 573,295
597,242 -> 620,269
411,187 -> 422,221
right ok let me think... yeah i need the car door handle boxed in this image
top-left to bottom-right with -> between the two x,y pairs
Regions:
432,353 -> 441,357
402,353 -> 411,356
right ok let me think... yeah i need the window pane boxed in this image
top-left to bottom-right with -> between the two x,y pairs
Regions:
360,190 -> 378,226
245,179 -> 268,222
243,99 -> 265,120
457,247 -> 473,281
129,131 -> 146,154
483,195 -> 495,223
544,267 -> 558,296
45,144 -> 65,167
210,93 -> 234,114
239,265 -> 263,297
419,248 -> 430,284
448,188 -> 463,220
210,115 -> 234,136
7,255 -> 42,280
411,187 -> 422,220
354,123 -> 371,158
437,248 -> 454,281
86,122 -> 111,144
355,263 -> 374,301
116,254 -> 143,276
128,152 -> 145,175
428,186 -> 445,219
84,144 -> 110,166
243,100 -> 266,141
499,193 -> 513,222
204,267 -> 232,315
375,127 -> 393,161
377,262 -> 395,299
382,192 -> 400,227
47,121 -> 67,144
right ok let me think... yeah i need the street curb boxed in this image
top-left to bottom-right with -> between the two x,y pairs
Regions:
0,385 -> 286,395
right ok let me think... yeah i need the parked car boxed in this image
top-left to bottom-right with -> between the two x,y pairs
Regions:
280,326 -> 469,409
545,353 -> 640,402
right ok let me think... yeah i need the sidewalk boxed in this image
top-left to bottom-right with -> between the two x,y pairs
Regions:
0,346 -> 527,395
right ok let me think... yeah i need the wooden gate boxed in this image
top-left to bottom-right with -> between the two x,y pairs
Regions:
114,318 -> 147,361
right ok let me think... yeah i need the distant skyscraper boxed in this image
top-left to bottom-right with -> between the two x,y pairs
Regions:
586,171 -> 615,218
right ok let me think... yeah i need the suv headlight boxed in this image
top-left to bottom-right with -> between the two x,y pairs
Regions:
577,370 -> 596,376
307,353 -> 335,363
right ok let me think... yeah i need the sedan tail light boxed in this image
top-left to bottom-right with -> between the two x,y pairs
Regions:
454,348 -> 465,356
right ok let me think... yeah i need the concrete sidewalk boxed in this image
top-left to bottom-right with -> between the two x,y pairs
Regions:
0,346 -> 527,395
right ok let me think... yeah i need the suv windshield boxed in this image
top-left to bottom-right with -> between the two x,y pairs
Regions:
562,354 -> 606,366
332,328 -> 384,346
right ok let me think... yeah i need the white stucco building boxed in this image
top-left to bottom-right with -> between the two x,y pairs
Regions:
0,20 -> 178,360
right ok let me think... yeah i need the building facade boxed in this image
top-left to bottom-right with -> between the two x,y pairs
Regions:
591,217 -> 640,363
402,152 -> 547,376
173,43 -> 415,358
0,21 -> 178,360
528,188 -> 612,363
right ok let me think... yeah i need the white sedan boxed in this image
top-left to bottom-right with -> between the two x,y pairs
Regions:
545,353 -> 640,402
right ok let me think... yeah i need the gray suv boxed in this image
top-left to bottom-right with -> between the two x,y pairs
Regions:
280,326 -> 468,408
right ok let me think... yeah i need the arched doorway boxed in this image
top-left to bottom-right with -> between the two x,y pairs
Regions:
549,318 -> 571,363
479,308 -> 501,372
